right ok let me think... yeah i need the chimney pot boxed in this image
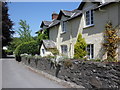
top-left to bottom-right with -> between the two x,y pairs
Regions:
52,12 -> 58,20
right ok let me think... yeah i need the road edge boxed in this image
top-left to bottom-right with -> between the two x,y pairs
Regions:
20,62 -> 85,88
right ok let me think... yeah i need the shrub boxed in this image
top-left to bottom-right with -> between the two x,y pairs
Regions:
5,50 -> 13,55
47,48 -> 59,56
103,22 -> 120,61
14,41 -> 39,61
74,33 -> 87,59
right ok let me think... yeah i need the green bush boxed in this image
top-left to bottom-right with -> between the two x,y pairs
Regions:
74,33 -> 87,59
47,48 -> 59,56
5,50 -> 13,55
14,41 -> 39,58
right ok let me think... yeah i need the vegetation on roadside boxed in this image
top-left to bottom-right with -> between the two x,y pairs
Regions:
2,2 -> 14,57
7,20 -> 36,55
15,41 -> 39,57
47,48 -> 59,56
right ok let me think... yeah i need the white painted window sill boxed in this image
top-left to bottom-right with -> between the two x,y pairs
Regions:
84,24 -> 94,29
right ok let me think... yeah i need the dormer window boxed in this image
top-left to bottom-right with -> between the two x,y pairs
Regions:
85,10 -> 94,26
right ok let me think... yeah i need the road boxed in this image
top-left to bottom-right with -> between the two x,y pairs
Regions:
2,58 -> 66,88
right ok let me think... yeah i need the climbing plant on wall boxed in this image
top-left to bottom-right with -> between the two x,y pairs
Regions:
103,22 -> 120,61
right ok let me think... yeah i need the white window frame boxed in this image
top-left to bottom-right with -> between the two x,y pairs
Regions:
61,45 -> 67,54
85,10 -> 94,27
86,44 -> 94,59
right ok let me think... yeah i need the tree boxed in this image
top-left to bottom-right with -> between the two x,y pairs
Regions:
2,2 -> 14,46
17,20 -> 34,42
74,33 -> 87,59
8,37 -> 22,52
37,29 -> 49,45
1,2 -> 14,57
7,20 -> 34,55
103,22 -> 120,61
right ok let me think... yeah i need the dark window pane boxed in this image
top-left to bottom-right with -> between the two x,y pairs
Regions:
91,10 -> 94,24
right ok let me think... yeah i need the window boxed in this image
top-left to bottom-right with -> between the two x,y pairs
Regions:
42,49 -> 45,54
61,45 -> 67,54
62,21 -> 66,33
91,10 -> 94,24
85,10 -> 94,26
86,44 -> 94,59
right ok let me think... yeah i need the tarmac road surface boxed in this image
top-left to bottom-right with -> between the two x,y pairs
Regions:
2,58 -> 66,88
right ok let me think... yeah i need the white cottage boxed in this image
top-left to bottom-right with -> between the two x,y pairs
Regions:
40,40 -> 56,57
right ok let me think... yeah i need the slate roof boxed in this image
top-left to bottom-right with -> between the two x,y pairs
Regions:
64,2 -> 116,21
94,2 -> 113,10
37,1 -> 117,33
78,1 -> 116,10
43,40 -> 56,49
61,10 -> 73,17
43,21 -> 52,26
40,21 -> 52,28
49,20 -> 60,28
60,9 -> 82,21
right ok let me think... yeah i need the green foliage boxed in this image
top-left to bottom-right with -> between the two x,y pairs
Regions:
33,55 -> 42,59
44,55 -> 56,59
104,57 -> 118,62
103,22 -> 120,61
37,29 -> 49,45
37,29 -> 49,54
5,49 -> 13,55
74,33 -> 87,59
7,20 -> 35,54
2,2 -> 14,47
89,58 -> 103,62
14,41 -> 39,57
2,2 -> 14,57
7,37 -> 22,52
17,20 -> 34,42
47,48 -> 59,56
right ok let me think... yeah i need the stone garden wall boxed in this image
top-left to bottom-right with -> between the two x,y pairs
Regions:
21,57 -> 120,89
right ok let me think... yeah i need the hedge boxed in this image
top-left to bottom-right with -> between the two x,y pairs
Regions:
14,41 -> 39,61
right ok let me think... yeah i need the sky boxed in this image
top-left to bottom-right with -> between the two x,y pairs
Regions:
8,2 -> 81,37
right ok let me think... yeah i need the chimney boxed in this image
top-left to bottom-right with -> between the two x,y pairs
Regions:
52,12 -> 58,20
